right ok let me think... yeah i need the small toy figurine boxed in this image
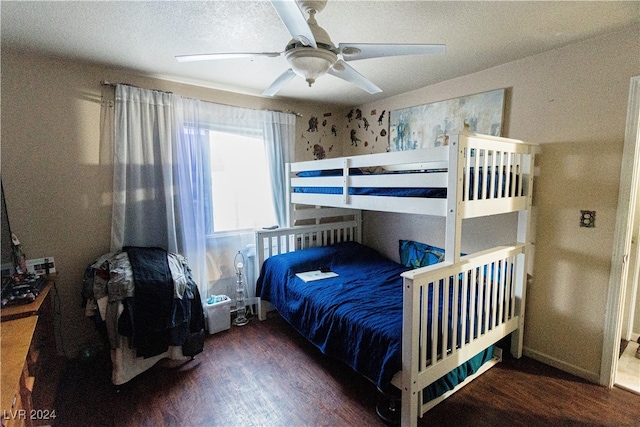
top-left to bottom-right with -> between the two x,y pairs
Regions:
11,233 -> 27,274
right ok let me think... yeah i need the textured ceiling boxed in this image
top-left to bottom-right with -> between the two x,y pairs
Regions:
2,1 -> 638,106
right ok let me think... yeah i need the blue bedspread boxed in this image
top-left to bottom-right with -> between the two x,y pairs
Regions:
257,242 -> 408,391
257,241 -> 496,395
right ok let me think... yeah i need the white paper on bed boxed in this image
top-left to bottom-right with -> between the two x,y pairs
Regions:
295,270 -> 338,282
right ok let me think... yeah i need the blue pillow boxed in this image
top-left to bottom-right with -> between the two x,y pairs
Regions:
399,240 -> 445,268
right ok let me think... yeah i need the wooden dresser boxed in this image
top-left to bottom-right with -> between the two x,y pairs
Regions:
1,277 -> 56,427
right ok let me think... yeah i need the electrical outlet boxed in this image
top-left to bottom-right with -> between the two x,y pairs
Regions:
580,210 -> 595,228
26,257 -> 55,275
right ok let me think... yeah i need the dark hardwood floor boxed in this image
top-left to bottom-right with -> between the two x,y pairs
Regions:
45,312 -> 640,427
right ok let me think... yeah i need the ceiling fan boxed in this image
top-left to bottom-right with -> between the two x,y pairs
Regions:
176,0 -> 445,97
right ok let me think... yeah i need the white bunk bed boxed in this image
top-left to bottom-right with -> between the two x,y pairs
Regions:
255,132 -> 536,427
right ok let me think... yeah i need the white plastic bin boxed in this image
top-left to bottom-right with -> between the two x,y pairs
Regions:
204,295 -> 231,334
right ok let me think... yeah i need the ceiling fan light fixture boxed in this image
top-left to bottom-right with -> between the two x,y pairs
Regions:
177,0 -> 446,96
285,47 -> 337,87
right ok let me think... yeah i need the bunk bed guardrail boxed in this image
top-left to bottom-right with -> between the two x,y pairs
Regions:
256,219 -> 361,260
398,242 -> 528,422
288,131 -> 536,219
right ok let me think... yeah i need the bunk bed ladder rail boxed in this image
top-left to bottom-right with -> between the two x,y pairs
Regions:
399,243 -> 528,427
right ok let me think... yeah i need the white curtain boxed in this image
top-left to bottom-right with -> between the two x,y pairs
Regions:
173,99 -> 295,300
111,84 -> 295,301
172,95 -> 210,297
263,110 -> 295,227
112,85 -> 178,252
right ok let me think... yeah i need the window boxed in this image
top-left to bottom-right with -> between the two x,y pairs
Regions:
207,130 -> 276,233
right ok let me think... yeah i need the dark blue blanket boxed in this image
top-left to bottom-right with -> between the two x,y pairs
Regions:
257,242 -> 408,391
257,241 -> 498,396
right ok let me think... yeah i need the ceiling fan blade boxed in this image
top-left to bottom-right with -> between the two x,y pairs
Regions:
338,43 -> 445,61
176,52 -> 281,62
270,0 -> 317,48
328,60 -> 382,94
263,68 -> 297,97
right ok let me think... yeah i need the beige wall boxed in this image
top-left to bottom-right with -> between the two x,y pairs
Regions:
0,51 -> 341,356
349,26 -> 640,381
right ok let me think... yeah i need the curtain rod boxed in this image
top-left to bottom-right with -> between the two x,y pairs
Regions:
100,80 -> 302,117
101,80 -> 140,89
101,80 -> 162,92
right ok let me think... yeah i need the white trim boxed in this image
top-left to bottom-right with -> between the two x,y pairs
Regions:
623,239 -> 640,340
602,75 -> 640,387
524,347 -> 601,384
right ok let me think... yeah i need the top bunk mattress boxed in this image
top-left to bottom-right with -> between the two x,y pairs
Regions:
292,167 -> 521,200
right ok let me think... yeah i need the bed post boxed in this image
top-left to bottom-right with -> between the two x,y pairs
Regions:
342,157 -> 351,206
286,162 -> 293,227
510,246 -> 527,358
510,148 -> 535,358
354,210 -> 363,243
256,230 -> 268,321
401,275 -> 420,427
444,135 -> 463,264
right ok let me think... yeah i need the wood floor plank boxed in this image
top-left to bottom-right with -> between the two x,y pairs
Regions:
47,312 -> 640,426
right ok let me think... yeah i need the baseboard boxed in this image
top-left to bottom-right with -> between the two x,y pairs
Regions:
523,346 -> 600,384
